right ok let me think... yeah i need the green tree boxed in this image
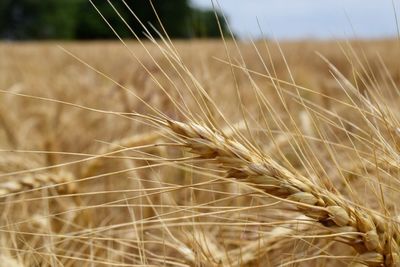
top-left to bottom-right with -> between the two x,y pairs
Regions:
190,8 -> 231,38
75,0 -> 191,39
152,0 -> 191,38
0,0 -> 233,40
0,0 -> 82,39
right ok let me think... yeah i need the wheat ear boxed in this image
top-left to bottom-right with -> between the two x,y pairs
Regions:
0,171 -> 76,197
165,119 -> 399,267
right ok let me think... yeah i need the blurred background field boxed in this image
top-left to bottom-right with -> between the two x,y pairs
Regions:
2,38 -> 400,154
1,38 -> 400,266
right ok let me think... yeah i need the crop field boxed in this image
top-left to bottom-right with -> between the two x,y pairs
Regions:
0,38 -> 400,266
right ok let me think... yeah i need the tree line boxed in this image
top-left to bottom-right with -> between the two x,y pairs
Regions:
0,0 -> 231,40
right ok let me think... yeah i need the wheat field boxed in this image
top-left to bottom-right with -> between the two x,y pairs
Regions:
1,36 -> 400,266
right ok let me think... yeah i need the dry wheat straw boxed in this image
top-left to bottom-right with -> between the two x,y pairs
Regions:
165,119 -> 400,267
82,131 -> 162,178
213,215 -> 312,266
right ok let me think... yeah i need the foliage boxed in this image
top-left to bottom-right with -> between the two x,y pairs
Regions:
0,0 -> 81,39
189,8 -> 231,38
0,0 -> 232,40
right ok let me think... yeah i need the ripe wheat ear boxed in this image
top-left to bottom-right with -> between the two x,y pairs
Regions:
162,119 -> 399,267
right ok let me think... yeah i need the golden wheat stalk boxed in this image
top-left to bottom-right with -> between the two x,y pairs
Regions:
163,119 -> 399,267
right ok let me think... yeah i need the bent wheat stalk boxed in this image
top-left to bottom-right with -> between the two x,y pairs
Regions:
164,119 -> 399,267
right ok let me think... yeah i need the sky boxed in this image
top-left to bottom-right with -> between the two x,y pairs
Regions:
191,0 -> 398,39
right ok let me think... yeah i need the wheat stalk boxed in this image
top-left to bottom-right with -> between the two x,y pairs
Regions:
163,119 -> 400,267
